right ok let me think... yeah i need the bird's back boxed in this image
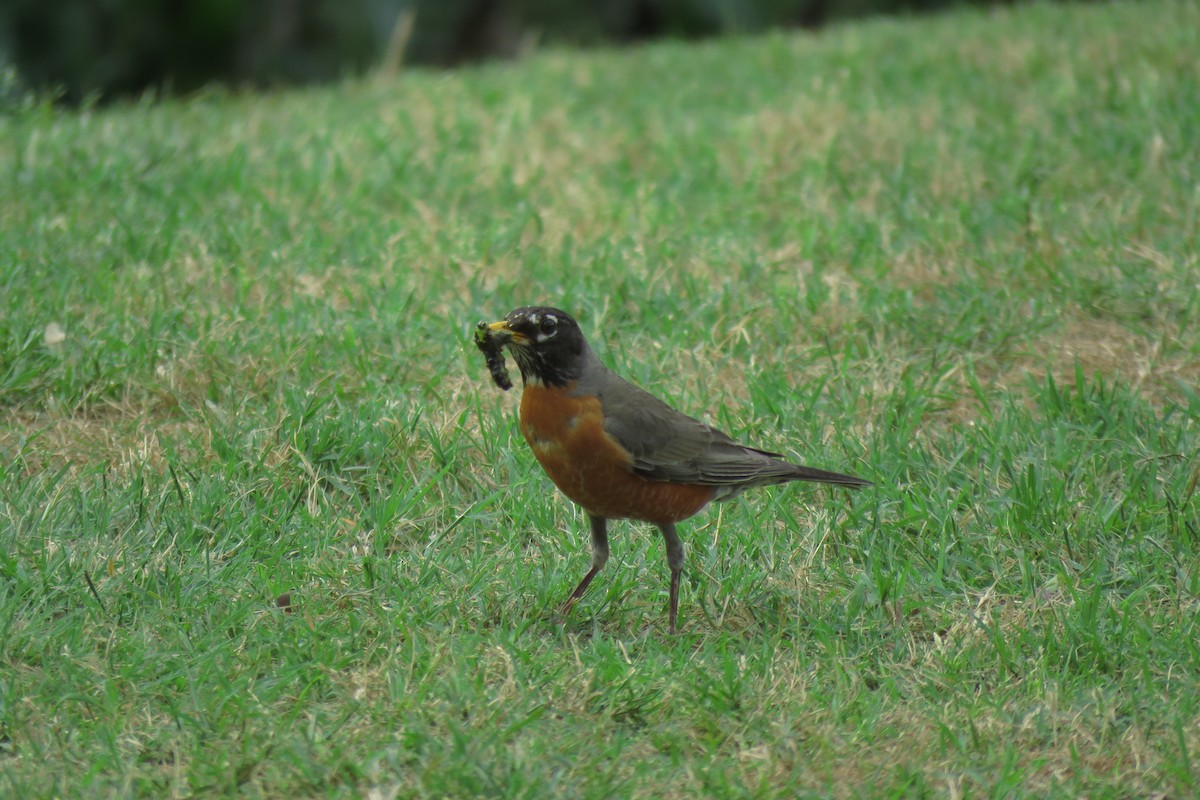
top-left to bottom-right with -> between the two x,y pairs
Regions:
579,363 -> 871,494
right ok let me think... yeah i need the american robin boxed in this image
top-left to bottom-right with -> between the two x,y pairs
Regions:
481,306 -> 871,632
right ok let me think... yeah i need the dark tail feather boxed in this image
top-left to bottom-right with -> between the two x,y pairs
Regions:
788,464 -> 872,488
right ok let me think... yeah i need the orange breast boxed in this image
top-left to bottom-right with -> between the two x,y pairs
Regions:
519,383 -> 715,525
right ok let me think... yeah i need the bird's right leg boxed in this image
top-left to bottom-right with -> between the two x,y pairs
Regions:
561,513 -> 609,615
658,523 -> 685,634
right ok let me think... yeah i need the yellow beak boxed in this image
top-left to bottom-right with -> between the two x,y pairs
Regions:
486,320 -> 527,344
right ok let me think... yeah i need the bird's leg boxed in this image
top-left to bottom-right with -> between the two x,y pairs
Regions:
561,514 -> 609,616
658,523 -> 685,634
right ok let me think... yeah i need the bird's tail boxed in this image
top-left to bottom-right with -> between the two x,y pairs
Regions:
787,464 -> 873,488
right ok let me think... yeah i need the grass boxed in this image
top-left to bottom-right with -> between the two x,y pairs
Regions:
1,0 -> 1199,796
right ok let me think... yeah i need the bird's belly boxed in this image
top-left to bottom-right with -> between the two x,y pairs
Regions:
519,385 -> 714,524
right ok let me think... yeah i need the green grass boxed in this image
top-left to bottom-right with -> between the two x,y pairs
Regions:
2,0 -> 1199,796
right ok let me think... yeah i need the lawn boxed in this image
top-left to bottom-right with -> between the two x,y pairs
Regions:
2,0 -> 1198,796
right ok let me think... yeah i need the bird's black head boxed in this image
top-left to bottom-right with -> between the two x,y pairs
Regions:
484,307 -> 588,387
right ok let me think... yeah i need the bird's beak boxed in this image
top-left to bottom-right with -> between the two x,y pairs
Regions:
486,320 -> 527,346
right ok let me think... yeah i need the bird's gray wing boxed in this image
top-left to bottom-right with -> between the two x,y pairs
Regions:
589,370 -> 802,487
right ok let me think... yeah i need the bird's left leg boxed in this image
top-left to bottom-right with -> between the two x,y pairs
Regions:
561,513 -> 609,616
658,523 -> 685,634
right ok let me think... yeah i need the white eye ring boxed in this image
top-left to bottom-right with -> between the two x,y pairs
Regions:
535,314 -> 558,341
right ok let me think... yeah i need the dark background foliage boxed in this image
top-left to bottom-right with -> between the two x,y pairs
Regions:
3,0 -> 1036,104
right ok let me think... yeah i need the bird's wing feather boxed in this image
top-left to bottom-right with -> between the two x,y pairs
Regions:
588,370 -> 811,486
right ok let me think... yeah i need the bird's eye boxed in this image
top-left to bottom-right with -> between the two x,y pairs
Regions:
539,315 -> 558,336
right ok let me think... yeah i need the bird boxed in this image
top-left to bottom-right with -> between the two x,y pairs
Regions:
481,306 -> 871,632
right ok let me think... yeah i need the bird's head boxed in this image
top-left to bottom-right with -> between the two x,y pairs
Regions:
485,307 -> 588,387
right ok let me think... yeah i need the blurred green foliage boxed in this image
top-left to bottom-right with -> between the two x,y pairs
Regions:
1,0 -> 387,103
1,0 -> 1030,103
